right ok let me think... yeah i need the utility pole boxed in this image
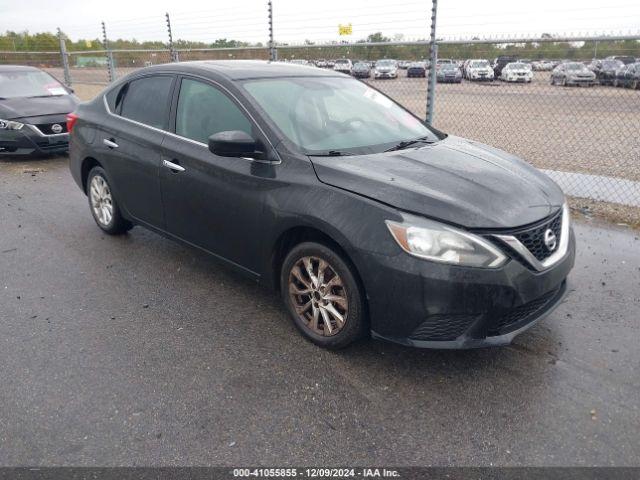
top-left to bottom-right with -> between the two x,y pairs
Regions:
268,0 -> 276,61
57,28 -> 72,87
426,0 -> 438,124
102,21 -> 116,83
166,12 -> 179,62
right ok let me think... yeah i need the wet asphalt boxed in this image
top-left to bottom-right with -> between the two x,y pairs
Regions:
0,155 -> 639,466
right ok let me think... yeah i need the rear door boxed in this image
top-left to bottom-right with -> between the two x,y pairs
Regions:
159,76 -> 276,274
97,74 -> 175,228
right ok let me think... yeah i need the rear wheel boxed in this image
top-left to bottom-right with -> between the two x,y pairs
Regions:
632,80 -> 639,90
87,166 -> 132,235
281,242 -> 366,349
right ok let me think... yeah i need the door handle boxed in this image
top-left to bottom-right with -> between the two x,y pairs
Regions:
163,159 -> 185,172
103,138 -> 118,149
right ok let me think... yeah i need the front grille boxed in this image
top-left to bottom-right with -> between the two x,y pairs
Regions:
490,286 -> 561,334
513,210 -> 563,262
34,122 -> 68,135
409,313 -> 477,341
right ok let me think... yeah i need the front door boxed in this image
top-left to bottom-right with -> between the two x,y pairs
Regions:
160,77 -> 276,274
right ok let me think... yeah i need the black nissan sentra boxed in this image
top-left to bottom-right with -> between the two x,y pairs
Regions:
68,61 -> 575,349
0,65 -> 79,155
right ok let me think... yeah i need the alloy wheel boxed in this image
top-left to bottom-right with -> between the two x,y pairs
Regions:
89,175 -> 114,227
288,256 -> 349,336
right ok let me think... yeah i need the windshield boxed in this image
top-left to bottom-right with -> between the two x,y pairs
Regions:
566,63 -> 585,71
376,60 -> 396,67
441,64 -> 458,71
470,60 -> 489,68
602,60 -> 623,69
334,59 -> 349,64
508,63 -> 530,70
242,77 -> 440,155
0,70 -> 68,99
353,62 -> 368,68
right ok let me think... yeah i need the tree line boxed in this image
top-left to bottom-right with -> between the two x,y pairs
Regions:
1,30 -> 638,62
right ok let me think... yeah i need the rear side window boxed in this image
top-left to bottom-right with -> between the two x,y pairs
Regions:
119,76 -> 174,130
175,78 -> 252,144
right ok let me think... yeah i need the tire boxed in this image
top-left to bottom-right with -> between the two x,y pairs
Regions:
613,78 -> 619,87
280,241 -> 366,349
550,76 -> 556,85
86,166 -> 133,235
561,77 -> 567,87
634,80 -> 639,90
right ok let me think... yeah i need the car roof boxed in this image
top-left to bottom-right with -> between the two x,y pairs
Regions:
142,60 -> 342,80
0,65 -> 41,72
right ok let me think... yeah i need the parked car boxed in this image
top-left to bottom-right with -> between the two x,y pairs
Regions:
550,62 -> 596,87
0,65 -> 79,156
589,59 -> 624,85
500,62 -> 533,83
290,59 -> 310,66
613,62 -> 640,89
436,58 -> 454,71
326,60 -> 335,68
373,59 -> 398,79
406,61 -> 426,78
315,59 -> 328,68
333,58 -> 352,74
351,61 -> 371,78
436,63 -> 462,83
606,55 -> 636,65
493,55 -> 518,78
535,60 -> 555,71
398,60 -> 410,70
466,59 -> 494,81
68,60 -> 574,349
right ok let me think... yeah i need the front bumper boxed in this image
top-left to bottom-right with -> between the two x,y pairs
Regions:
358,228 -> 575,349
437,76 -> 462,83
374,72 -> 397,79
566,77 -> 595,86
0,123 -> 69,155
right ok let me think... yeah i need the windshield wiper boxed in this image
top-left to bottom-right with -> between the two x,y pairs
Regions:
384,136 -> 435,152
309,150 -> 350,157
27,94 -> 64,98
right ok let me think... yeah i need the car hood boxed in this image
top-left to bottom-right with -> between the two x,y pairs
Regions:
0,95 -> 79,121
310,136 -> 564,229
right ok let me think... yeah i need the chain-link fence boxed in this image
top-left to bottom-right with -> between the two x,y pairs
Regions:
1,16 -> 639,222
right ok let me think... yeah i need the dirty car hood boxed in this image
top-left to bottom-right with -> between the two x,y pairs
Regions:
310,136 -> 564,229
0,95 -> 79,121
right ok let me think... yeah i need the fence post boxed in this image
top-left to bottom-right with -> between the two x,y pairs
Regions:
268,0 -> 276,61
57,28 -> 72,87
426,0 -> 438,124
166,12 -> 179,62
101,21 -> 116,83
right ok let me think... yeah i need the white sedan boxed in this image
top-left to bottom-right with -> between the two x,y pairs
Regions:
466,59 -> 494,81
500,62 -> 533,83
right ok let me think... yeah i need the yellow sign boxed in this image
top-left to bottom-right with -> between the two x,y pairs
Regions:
338,23 -> 352,36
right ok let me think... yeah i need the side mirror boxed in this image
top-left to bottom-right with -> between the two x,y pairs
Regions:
208,130 -> 263,159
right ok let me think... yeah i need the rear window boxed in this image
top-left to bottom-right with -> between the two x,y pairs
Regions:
119,76 -> 174,130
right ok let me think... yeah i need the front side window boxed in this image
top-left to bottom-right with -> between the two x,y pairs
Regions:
242,76 -> 440,155
119,76 -> 173,129
0,69 -> 67,99
176,78 -> 252,144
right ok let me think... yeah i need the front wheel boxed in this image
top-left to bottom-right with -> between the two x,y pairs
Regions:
87,166 -> 133,235
281,242 -> 366,349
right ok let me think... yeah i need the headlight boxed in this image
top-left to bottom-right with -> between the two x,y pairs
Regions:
386,217 -> 507,268
0,119 -> 24,130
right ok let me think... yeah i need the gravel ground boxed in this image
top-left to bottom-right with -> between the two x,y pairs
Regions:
0,156 -> 639,466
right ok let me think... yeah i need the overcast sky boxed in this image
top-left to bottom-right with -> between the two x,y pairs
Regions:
1,0 -> 639,44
